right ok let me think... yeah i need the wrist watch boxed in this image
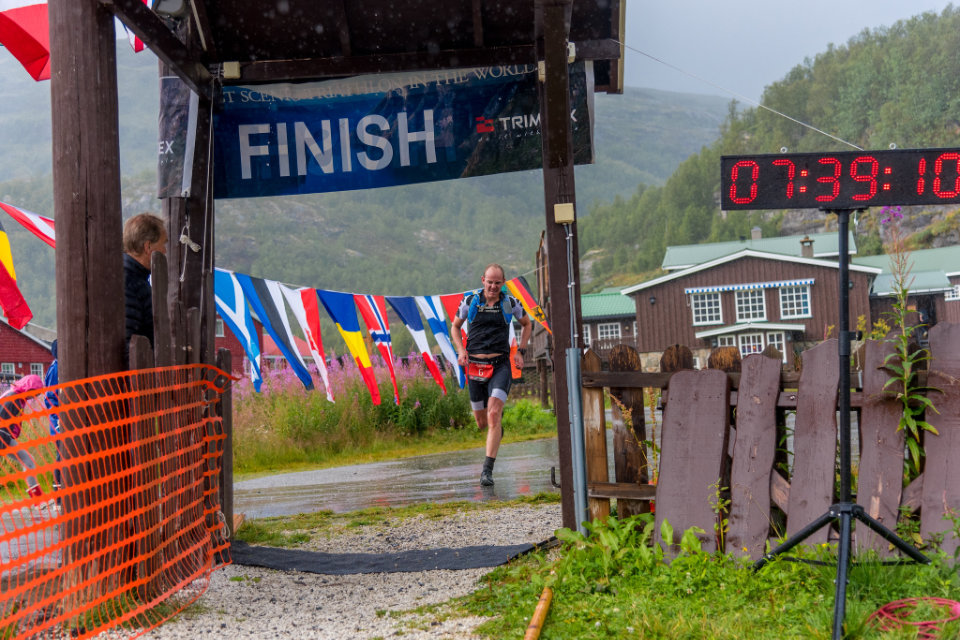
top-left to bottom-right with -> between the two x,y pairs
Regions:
517,347 -> 526,355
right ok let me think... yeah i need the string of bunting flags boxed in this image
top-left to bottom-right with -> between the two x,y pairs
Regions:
0,197 -> 549,403
214,267 -> 550,404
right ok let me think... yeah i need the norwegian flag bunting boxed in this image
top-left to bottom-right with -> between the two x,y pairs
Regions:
354,294 -> 400,405
415,295 -> 465,389
386,295 -> 447,394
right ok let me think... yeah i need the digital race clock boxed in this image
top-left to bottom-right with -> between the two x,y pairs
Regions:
720,148 -> 960,210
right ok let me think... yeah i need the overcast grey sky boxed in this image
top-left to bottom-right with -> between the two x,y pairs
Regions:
623,1 -> 956,103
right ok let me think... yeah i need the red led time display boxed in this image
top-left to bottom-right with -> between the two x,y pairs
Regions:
720,148 -> 960,210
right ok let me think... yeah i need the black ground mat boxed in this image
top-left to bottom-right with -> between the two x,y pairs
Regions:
229,540 -> 541,574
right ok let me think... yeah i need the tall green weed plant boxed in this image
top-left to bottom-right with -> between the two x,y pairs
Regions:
878,206 -> 939,480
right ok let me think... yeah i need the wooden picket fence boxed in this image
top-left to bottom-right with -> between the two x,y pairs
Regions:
580,322 -> 960,561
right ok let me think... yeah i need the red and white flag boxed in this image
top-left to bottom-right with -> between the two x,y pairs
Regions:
0,201 -> 54,248
122,0 -> 149,52
0,0 -> 50,81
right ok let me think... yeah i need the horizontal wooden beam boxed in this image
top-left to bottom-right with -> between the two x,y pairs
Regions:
587,482 -> 655,501
101,0 -> 213,98
224,39 -> 621,85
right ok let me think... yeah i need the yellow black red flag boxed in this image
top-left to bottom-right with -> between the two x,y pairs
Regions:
0,220 -> 33,329
505,275 -> 550,335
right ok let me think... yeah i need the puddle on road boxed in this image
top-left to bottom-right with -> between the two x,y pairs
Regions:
235,437 -> 566,518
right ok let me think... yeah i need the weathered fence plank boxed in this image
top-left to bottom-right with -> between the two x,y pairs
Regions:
921,324 -> 960,557
609,344 -> 648,518
727,353 -> 781,560
581,350 -> 610,521
654,369 -> 729,553
786,339 -> 839,543
856,339 -> 905,555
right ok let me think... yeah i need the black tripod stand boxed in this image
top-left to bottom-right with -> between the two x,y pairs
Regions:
753,208 -> 929,640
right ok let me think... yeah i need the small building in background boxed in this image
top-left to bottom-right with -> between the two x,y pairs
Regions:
214,314 -> 264,379
854,245 -> 960,340
581,288 -> 637,361
0,319 -> 54,381
622,233 -> 880,370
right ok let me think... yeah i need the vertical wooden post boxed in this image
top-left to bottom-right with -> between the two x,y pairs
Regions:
161,67 -> 214,367
50,0 -> 125,380
581,349 -> 610,521
609,344 -> 648,518
537,0 -> 583,531
49,0 -> 125,623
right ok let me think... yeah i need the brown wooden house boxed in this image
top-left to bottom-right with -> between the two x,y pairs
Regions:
0,320 -> 55,381
854,245 -> 960,337
621,249 -> 881,370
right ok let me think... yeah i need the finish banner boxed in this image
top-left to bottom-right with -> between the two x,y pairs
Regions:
212,62 -> 594,199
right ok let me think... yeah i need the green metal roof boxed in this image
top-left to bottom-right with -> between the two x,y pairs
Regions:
852,245 -> 960,274
581,291 -> 635,319
853,245 -> 960,296
662,232 -> 855,270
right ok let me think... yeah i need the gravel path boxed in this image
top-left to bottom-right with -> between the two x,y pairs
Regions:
141,503 -> 562,640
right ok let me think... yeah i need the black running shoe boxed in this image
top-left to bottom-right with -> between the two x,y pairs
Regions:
480,469 -> 494,486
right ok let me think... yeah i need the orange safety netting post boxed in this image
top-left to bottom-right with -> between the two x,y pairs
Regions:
0,364 -> 232,639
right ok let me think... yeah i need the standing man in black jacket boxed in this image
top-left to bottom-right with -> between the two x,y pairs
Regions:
123,213 -> 167,363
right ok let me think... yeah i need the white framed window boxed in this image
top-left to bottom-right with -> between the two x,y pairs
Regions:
738,332 -> 764,356
766,332 -> 787,362
735,289 -> 766,322
716,335 -> 736,348
780,285 -> 812,318
30,363 -> 44,377
1,363 -> 14,376
597,322 -> 621,340
692,292 -> 722,325
692,356 -> 701,370
582,325 -> 591,347
215,317 -> 225,337
945,285 -> 960,301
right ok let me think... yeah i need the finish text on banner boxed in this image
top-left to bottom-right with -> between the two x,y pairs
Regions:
212,62 -> 594,199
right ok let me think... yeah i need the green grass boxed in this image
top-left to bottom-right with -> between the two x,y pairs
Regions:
453,514 -> 960,640
233,375 -> 558,479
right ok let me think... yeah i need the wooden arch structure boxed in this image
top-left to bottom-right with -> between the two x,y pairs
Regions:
50,0 -> 624,530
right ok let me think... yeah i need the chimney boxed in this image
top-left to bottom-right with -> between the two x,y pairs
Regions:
800,235 -> 814,258
751,226 -> 762,240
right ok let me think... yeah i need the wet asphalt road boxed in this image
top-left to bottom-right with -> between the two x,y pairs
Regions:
235,436 -> 571,518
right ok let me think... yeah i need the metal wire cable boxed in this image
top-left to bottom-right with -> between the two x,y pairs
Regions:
616,39 -> 864,151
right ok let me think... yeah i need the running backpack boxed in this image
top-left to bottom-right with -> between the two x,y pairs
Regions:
463,288 -> 515,325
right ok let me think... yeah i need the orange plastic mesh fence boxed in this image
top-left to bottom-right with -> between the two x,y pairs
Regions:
0,364 -> 232,639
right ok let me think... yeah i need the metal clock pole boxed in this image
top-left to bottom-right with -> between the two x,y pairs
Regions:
753,208 -> 929,639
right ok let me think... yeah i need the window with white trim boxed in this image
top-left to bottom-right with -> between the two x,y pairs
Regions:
735,289 -> 766,322
946,285 -> 960,301
582,325 -> 591,347
215,317 -> 225,337
692,292 -> 722,325
716,335 -> 736,348
738,332 -> 764,356
597,322 -> 621,341
766,332 -> 787,362
30,363 -> 44,377
1,363 -> 14,376
779,285 -> 812,318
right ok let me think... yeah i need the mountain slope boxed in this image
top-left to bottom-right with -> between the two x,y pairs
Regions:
0,46 -> 729,328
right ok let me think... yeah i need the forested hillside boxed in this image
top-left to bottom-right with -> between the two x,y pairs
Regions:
581,6 -> 960,290
0,50 -> 729,328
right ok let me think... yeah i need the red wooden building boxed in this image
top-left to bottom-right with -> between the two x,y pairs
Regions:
0,320 -> 55,381
213,314 -> 263,380
622,248 -> 881,370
